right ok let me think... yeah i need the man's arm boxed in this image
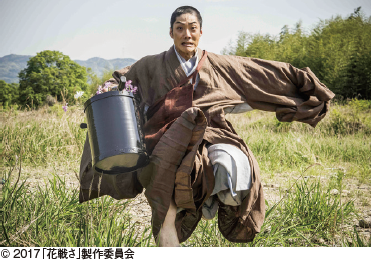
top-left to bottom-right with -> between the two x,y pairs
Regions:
211,54 -> 335,127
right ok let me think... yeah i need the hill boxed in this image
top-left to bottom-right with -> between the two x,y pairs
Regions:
74,57 -> 136,78
0,54 -> 136,84
0,54 -> 32,83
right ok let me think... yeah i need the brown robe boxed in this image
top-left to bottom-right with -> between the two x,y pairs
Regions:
79,46 -> 335,243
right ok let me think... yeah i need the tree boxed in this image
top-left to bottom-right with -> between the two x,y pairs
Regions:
18,50 -> 88,108
0,80 -> 19,109
223,7 -> 371,99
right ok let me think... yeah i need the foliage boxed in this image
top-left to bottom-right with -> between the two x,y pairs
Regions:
18,50 -> 89,108
1,173 -> 152,247
223,7 -> 371,99
0,80 -> 20,109
2,166 -> 368,247
86,68 -> 100,97
2,106 -> 86,168
184,177 -> 364,247
45,94 -> 57,106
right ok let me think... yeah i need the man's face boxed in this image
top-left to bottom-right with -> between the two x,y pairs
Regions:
170,13 -> 202,60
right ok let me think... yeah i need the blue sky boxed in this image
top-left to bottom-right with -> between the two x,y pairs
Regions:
1,0 -> 370,60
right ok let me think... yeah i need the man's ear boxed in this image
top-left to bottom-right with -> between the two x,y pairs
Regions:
169,28 -> 174,39
200,28 -> 203,37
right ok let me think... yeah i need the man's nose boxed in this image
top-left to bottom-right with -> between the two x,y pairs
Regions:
184,29 -> 191,38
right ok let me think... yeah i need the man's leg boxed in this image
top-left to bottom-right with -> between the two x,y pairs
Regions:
156,198 -> 180,247
137,165 -> 180,246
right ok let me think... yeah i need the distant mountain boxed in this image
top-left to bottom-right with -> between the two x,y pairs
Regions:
74,57 -> 136,78
0,54 -> 136,84
0,54 -> 32,83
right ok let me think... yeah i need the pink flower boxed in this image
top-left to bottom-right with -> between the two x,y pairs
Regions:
96,85 -> 103,95
62,103 -> 68,112
125,80 -> 132,88
125,80 -> 133,91
96,80 -> 138,94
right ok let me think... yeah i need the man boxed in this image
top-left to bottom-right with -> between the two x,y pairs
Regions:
79,6 -> 335,247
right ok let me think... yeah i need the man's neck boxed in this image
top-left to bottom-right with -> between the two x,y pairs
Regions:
174,46 -> 196,61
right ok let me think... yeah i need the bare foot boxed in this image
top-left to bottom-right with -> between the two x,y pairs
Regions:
156,199 -> 180,247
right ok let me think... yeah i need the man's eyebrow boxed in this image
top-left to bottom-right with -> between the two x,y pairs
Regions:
175,21 -> 197,25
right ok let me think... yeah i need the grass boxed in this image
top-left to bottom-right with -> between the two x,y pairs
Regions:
184,170 -> 369,247
2,105 -> 86,168
1,100 -> 371,247
1,171 -> 153,247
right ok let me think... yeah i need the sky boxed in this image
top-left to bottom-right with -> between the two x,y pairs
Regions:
1,0 -> 370,61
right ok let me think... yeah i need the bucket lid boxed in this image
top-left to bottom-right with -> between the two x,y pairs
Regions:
84,90 -> 135,112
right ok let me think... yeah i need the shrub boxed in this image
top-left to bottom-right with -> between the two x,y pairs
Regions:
45,95 -> 57,106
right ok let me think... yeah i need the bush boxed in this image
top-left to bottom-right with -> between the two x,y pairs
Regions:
0,80 -> 19,109
45,95 -> 57,106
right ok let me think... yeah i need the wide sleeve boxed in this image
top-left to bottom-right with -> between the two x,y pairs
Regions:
212,54 -> 335,127
112,57 -> 155,111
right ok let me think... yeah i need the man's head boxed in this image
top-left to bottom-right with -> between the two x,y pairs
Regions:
170,6 -> 203,60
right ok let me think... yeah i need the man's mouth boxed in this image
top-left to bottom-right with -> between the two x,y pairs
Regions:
182,42 -> 194,47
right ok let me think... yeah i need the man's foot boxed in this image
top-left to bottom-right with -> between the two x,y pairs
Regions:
157,199 -> 180,247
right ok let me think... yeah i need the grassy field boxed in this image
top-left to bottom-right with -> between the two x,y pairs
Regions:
1,100 -> 370,247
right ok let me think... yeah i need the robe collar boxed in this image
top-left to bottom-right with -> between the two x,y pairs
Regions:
173,45 -> 199,76
165,45 -> 202,86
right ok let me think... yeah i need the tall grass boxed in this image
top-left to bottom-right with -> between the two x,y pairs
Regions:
2,105 -> 86,168
184,171 -> 369,247
2,169 -> 369,247
1,100 -> 370,246
1,170 -> 153,247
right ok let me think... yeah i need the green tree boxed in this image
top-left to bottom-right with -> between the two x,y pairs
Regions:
1,80 -> 19,109
18,50 -> 88,108
86,67 -> 100,97
340,9 -> 371,99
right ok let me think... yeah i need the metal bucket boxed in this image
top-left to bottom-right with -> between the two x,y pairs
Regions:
84,90 -> 149,174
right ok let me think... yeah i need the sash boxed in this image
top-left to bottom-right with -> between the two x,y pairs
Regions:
143,50 -> 208,154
